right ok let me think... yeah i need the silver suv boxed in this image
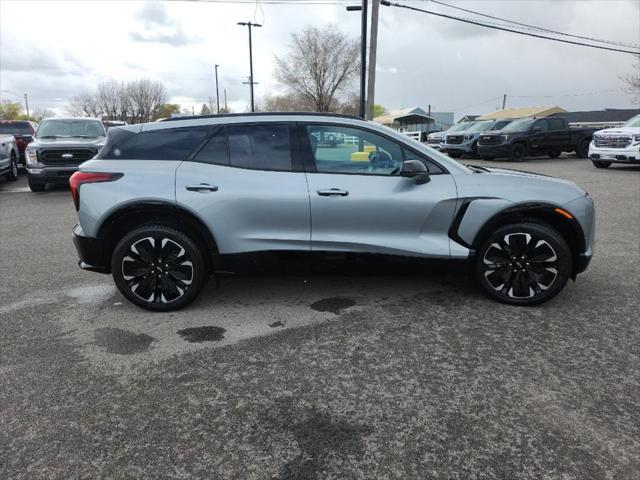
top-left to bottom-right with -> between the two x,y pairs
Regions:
70,113 -> 595,311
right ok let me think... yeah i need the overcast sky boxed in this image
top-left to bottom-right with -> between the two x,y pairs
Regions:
1,0 -> 638,119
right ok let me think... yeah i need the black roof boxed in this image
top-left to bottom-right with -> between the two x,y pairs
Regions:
550,108 -> 640,123
161,112 -> 363,122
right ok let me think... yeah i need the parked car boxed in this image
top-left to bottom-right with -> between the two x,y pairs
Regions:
0,134 -> 19,181
588,114 -> 640,168
426,121 -> 477,150
0,120 -> 37,166
441,119 -> 512,158
477,117 -> 597,162
103,120 -> 128,130
70,113 -> 595,311
24,117 -> 106,192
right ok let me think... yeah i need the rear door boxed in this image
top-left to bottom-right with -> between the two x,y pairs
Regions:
547,118 -> 570,150
175,123 -> 311,254
300,123 -> 457,258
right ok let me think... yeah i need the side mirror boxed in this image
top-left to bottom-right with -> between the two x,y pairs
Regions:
401,160 -> 430,184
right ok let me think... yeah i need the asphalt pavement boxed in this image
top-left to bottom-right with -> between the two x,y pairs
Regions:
1,157 -> 639,479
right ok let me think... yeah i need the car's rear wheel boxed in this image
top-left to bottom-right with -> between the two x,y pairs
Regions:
448,152 -> 462,158
592,160 -> 611,169
475,222 -> 572,306
4,153 -> 18,181
575,139 -> 590,158
508,143 -> 526,162
482,156 -> 495,161
111,225 -> 207,311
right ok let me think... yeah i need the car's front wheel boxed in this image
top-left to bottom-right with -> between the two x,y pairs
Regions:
508,143 -> 526,162
475,221 -> 572,306
592,160 -> 611,169
111,225 -> 208,311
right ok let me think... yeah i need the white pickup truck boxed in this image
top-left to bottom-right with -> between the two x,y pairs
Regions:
589,113 -> 640,168
0,134 -> 19,181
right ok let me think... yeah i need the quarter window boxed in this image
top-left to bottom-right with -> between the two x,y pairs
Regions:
306,125 -> 403,175
228,124 -> 292,171
193,128 -> 229,165
132,127 -> 210,160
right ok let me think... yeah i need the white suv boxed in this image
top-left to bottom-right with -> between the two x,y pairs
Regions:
589,114 -> 640,168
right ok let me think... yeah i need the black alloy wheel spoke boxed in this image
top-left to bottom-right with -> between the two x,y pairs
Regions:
522,269 -> 543,295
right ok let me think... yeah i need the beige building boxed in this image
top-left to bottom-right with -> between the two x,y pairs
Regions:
478,106 -> 566,120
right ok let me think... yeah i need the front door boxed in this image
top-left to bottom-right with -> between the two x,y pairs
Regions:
301,124 -> 457,258
175,124 -> 311,254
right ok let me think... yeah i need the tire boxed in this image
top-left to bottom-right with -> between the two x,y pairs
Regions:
475,221 -> 572,306
448,152 -> 462,159
508,143 -> 526,162
575,139 -> 590,159
3,153 -> 18,181
592,160 -> 611,169
482,156 -> 495,161
548,151 -> 561,159
111,225 -> 208,311
27,175 -> 46,192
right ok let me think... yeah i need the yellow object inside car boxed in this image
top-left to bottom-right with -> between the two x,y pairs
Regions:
351,151 -> 370,162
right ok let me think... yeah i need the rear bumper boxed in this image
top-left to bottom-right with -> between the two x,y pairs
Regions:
477,145 -> 510,158
72,224 -> 109,273
27,165 -> 79,184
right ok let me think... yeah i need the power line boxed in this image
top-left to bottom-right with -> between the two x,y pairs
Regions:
387,2 -> 640,55
429,0 -> 640,49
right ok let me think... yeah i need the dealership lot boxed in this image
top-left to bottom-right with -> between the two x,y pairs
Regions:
1,157 -> 639,479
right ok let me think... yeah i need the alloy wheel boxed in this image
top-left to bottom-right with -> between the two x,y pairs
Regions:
481,232 -> 559,299
122,236 -> 194,304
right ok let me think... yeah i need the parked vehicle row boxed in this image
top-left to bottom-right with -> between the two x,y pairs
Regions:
441,119 -> 512,158
70,113 -> 595,311
588,114 -> 640,168
0,120 -> 38,166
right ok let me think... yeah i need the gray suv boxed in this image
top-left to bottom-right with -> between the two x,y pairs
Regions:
70,113 -> 594,311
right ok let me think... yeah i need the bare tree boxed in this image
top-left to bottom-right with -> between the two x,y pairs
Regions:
261,92 -> 315,112
621,54 -> 640,104
128,79 -> 167,123
67,92 -> 102,117
31,108 -> 56,122
274,24 -> 360,112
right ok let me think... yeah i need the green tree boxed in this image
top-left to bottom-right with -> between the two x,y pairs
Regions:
152,103 -> 181,120
373,104 -> 385,118
0,100 -> 24,120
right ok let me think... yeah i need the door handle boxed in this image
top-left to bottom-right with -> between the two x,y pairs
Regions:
186,183 -> 219,192
317,188 -> 349,197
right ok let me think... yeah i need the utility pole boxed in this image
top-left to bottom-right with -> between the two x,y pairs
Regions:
237,21 -> 262,112
502,94 -> 507,110
24,93 -> 30,119
365,0 -> 380,120
346,1 -> 367,118
192,105 -> 195,115
224,89 -> 228,112
215,64 -> 220,113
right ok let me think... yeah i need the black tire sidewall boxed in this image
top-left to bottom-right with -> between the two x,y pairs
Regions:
509,144 -> 526,162
111,225 -> 207,311
475,222 -> 572,306
593,161 -> 611,168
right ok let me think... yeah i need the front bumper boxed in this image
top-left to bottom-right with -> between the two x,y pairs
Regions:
441,143 -> 474,154
27,164 -> 80,184
72,224 -> 109,273
426,142 -> 443,150
589,145 -> 640,163
477,145 -> 510,158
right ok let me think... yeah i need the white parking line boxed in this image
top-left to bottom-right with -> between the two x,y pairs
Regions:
0,187 -> 32,193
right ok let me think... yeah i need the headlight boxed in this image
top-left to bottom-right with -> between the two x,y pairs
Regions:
25,149 -> 38,164
464,135 -> 473,141
500,135 -> 509,143
632,134 -> 640,144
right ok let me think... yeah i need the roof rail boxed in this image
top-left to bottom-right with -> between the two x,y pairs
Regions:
160,112 -> 364,122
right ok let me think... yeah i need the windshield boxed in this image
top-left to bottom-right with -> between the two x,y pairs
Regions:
0,122 -> 33,135
622,114 -> 640,128
448,122 -> 475,133
36,119 -> 105,138
501,118 -> 536,132
466,120 -> 497,132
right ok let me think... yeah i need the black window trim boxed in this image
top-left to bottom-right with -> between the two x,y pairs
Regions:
297,121 -> 449,177
188,122 -> 303,173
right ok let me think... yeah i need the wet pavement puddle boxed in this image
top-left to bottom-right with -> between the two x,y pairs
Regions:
310,297 -> 356,315
177,326 -> 226,343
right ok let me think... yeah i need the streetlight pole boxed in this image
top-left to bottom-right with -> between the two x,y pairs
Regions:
237,21 -> 262,112
215,64 -> 220,113
24,93 -> 30,119
346,1 -> 368,118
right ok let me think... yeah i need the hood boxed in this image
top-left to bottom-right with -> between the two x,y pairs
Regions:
593,127 -> 640,136
31,136 -> 106,149
481,166 -> 585,191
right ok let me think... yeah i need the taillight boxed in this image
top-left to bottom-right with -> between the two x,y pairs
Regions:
69,171 -> 123,211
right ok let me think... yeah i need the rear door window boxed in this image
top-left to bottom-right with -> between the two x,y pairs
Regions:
548,118 -> 565,131
228,124 -> 292,171
533,120 -> 549,132
192,128 -> 229,165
